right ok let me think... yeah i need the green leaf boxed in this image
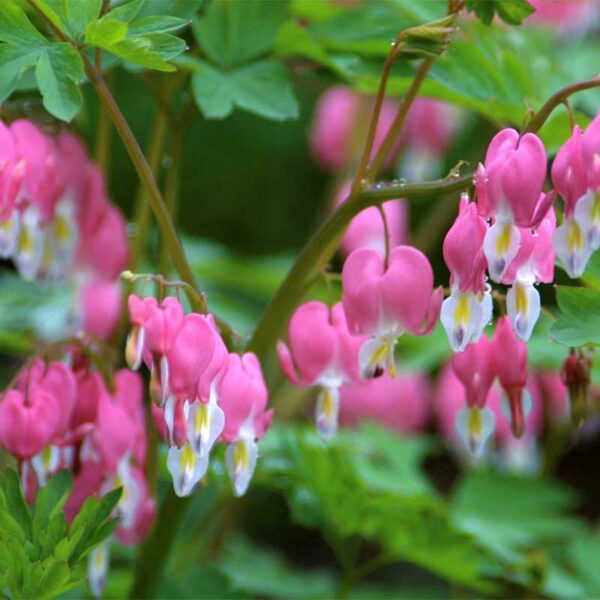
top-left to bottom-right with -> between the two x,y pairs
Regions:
141,0 -> 204,19
101,37 -> 176,71
35,0 -> 103,39
466,0 -> 535,25
192,0 -> 290,67
107,0 -> 146,22
62,0 -> 103,37
32,471 -> 72,538
0,44 -> 39,101
35,43 -> 84,121
550,286 -> 600,347
85,18 -> 128,46
128,15 -> 188,36
495,0 -> 536,24
0,1 -> 48,45
1,470 -> 32,540
191,59 -> 299,121
218,536 -> 337,599
452,470 -> 581,563
144,32 -> 187,61
273,20 -> 340,73
259,425 -> 492,592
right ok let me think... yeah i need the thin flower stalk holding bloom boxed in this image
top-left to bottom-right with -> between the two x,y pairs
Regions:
552,113 -> 600,277
341,245 -> 442,379
277,301 -> 363,440
440,194 -> 492,352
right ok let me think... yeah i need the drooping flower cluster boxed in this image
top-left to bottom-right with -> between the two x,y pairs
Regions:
440,317 -> 536,456
0,119 -> 129,284
126,294 -> 272,497
435,358 -> 568,470
0,355 -> 154,596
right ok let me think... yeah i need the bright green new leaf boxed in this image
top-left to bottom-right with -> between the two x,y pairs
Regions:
192,0 -> 290,68
85,18 -> 128,47
32,470 -> 72,537
192,60 -> 299,121
100,37 -> 176,72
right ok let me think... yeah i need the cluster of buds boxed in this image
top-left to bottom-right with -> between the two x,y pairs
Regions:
0,355 -> 154,596
126,294 -> 272,497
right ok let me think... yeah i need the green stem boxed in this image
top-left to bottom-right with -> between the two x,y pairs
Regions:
366,58 -> 434,179
94,71 -> 113,179
129,490 -> 192,598
350,28 -> 410,195
130,107 -> 170,271
523,76 -> 600,133
246,173 -> 473,360
158,123 -> 184,275
85,69 -> 203,312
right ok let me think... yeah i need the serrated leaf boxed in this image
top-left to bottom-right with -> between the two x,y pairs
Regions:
0,1 -> 48,46
191,60 -> 299,121
192,0 -> 289,68
35,43 -> 84,121
128,15 -> 188,36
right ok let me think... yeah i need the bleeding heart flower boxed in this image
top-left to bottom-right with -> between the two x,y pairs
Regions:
342,245 -> 442,378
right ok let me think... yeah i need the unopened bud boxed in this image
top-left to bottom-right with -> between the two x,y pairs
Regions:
561,350 -> 592,426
